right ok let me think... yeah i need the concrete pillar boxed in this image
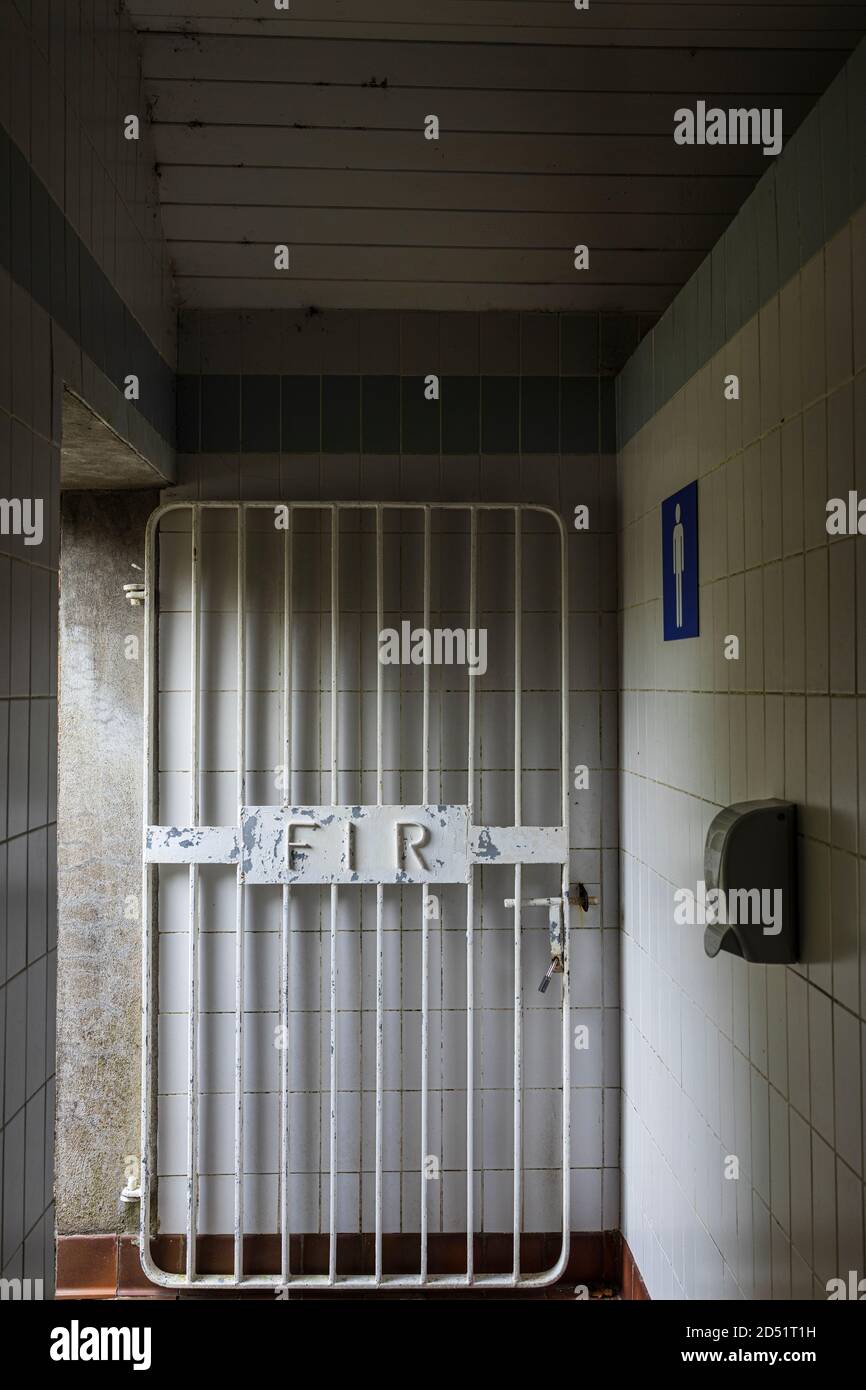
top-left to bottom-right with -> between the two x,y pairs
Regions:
56,490 -> 158,1234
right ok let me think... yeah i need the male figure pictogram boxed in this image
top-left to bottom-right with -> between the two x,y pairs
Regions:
672,502 -> 685,629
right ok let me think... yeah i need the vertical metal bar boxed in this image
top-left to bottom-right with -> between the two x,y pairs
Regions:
234,505 -> 247,1283
513,508 -> 523,1282
421,507 -> 431,804
558,512 -> 572,1273
376,508 -> 384,810
329,507 -> 339,1283
280,508 -> 293,1285
330,507 -> 339,803
466,507 -> 478,1283
186,506 -> 201,1283
514,509 -> 522,827
512,871 -> 523,1284
420,507 -> 431,1282
374,506 -> 384,1284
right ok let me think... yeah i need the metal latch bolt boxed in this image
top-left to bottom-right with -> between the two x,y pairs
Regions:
503,895 -> 565,994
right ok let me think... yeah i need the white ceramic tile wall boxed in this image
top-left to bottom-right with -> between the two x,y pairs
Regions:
0,330 -> 57,1287
154,446 -> 619,1238
619,207 -> 866,1299
1,0 -> 174,1287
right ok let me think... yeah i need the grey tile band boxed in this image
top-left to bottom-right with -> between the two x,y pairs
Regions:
178,370 -> 617,456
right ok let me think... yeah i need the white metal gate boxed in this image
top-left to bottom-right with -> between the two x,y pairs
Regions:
139,500 -> 571,1290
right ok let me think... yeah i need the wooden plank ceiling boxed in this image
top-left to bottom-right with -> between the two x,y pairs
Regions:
125,1 -> 866,312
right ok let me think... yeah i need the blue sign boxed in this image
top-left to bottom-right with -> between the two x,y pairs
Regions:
662,481 -> 699,641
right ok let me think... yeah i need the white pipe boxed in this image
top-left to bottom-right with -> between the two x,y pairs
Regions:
139,503 -> 159,1285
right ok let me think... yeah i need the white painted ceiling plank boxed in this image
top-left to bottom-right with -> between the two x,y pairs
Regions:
150,126 -> 771,176
155,166 -> 757,214
144,80 -> 815,137
130,20 -> 866,48
168,241 -> 702,281
141,33 -> 842,90
160,205 -> 729,250
174,278 -> 677,311
126,0 -> 865,48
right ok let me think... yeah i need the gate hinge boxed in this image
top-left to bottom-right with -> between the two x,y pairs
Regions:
124,582 -> 146,606
121,1154 -> 142,1203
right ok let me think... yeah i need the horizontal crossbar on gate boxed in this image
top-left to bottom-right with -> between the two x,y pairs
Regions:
139,500 -> 571,1291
